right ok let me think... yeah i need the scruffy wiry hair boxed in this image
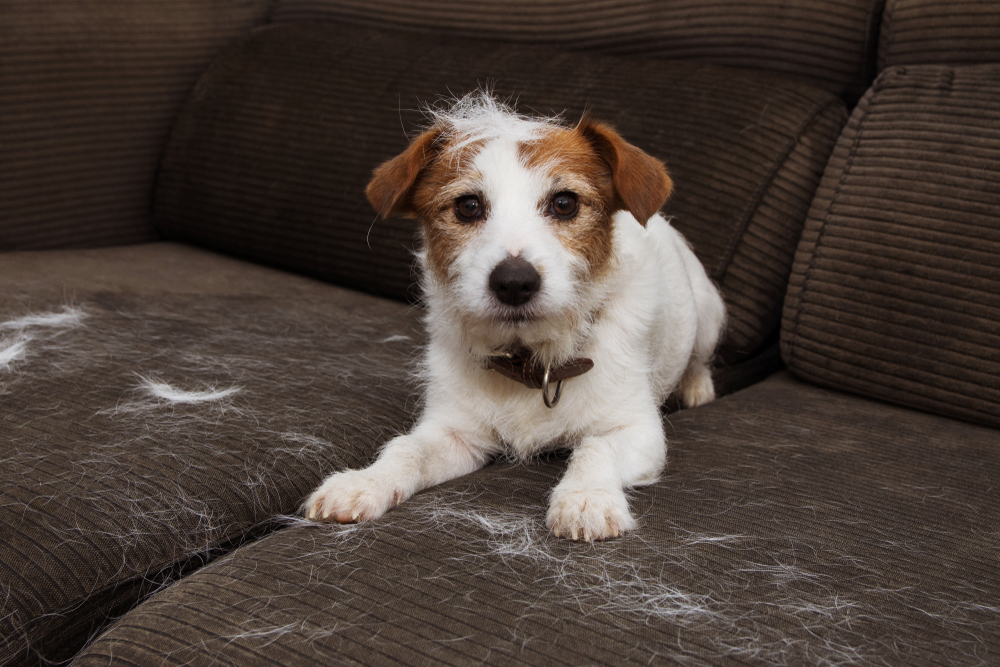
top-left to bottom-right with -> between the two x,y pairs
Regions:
422,89 -> 565,155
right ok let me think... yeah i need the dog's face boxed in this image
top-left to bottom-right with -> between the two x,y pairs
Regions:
367,102 -> 672,360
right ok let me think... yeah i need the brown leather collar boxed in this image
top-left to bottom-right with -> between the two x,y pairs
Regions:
485,349 -> 594,390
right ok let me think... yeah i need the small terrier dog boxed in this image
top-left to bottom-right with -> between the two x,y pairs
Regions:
305,93 -> 725,541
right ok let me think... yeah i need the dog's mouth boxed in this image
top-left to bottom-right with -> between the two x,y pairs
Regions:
500,312 -> 534,324
493,305 -> 539,325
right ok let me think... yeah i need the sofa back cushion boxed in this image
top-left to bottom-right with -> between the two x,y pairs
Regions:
273,0 -> 882,101
782,64 -> 1000,428
0,0 -> 271,252
153,22 -> 847,368
879,0 -> 1000,71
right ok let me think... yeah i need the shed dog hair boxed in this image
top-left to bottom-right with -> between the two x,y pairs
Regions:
305,92 -> 726,541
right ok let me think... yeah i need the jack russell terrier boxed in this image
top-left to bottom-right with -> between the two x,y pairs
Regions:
305,92 -> 725,541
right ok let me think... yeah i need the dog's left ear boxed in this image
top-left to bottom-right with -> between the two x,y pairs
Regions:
577,116 -> 673,226
366,128 -> 443,219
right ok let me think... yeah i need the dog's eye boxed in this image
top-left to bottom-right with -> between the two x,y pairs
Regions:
454,195 -> 483,223
549,192 -> 579,220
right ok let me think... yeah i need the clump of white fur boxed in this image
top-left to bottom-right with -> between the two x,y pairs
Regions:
1,306 -> 87,372
137,375 -> 241,404
0,336 -> 29,369
0,306 -> 87,331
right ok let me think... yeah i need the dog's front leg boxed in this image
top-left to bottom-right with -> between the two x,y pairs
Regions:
304,417 -> 493,523
546,410 -> 666,541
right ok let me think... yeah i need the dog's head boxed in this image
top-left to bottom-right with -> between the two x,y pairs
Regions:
366,93 -> 672,359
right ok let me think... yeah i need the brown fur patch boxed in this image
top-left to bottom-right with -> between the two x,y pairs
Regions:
575,116 -> 673,226
365,128 -> 442,218
518,128 -> 617,279
409,139 -> 487,284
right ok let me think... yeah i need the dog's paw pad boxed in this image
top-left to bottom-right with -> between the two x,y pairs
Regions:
303,470 -> 401,524
546,488 -> 636,541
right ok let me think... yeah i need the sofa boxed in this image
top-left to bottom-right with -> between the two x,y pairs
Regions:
2,1 -> 998,664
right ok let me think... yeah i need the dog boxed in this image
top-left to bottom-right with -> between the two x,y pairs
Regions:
304,92 -> 726,541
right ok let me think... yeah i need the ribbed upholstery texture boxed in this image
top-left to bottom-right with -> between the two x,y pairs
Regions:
0,0 -> 272,251
879,0 -> 1000,71
782,65 -> 1000,428
75,372 -> 1000,666
154,22 -> 846,367
0,244 -> 420,667
272,0 -> 882,101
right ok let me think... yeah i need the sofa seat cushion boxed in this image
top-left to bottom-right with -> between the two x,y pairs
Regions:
781,64 -> 1000,428
73,372 -> 1000,665
154,22 -> 847,370
0,243 -> 421,666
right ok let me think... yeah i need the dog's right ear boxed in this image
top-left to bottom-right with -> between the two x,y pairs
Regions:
366,129 -> 442,219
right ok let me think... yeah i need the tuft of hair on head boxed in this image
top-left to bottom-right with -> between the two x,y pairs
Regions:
423,89 -> 564,154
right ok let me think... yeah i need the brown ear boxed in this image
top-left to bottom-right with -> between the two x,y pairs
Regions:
577,116 -> 673,226
365,128 -> 442,218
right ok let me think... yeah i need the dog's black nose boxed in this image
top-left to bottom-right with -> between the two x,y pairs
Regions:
489,256 -> 541,307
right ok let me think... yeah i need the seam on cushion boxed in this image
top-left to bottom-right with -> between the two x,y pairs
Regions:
878,0 -> 898,73
788,72 -> 892,373
715,95 -> 845,282
860,0 -> 887,95
23,516 -> 291,664
264,0 -> 281,23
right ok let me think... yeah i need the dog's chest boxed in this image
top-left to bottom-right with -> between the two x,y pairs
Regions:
480,373 -> 597,457
494,406 -> 574,458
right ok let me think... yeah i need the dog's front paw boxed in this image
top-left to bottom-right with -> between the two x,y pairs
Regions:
304,469 -> 405,523
546,487 -> 636,541
680,363 -> 715,409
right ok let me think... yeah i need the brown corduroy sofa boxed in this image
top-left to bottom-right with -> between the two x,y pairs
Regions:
2,1 -> 999,665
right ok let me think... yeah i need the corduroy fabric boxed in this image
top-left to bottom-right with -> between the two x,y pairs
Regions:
74,372 -> 1000,666
272,0 -> 883,101
782,65 -> 1000,428
0,0 -> 272,252
154,22 -> 846,368
0,243 -> 420,667
879,0 -> 1000,71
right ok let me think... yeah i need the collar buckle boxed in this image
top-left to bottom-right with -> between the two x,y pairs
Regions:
541,363 -> 563,408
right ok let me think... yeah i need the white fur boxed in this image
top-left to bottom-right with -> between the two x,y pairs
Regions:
138,376 -> 241,404
306,99 -> 726,540
0,306 -> 86,331
1,306 -> 87,373
0,335 -> 30,369
424,91 -> 562,157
